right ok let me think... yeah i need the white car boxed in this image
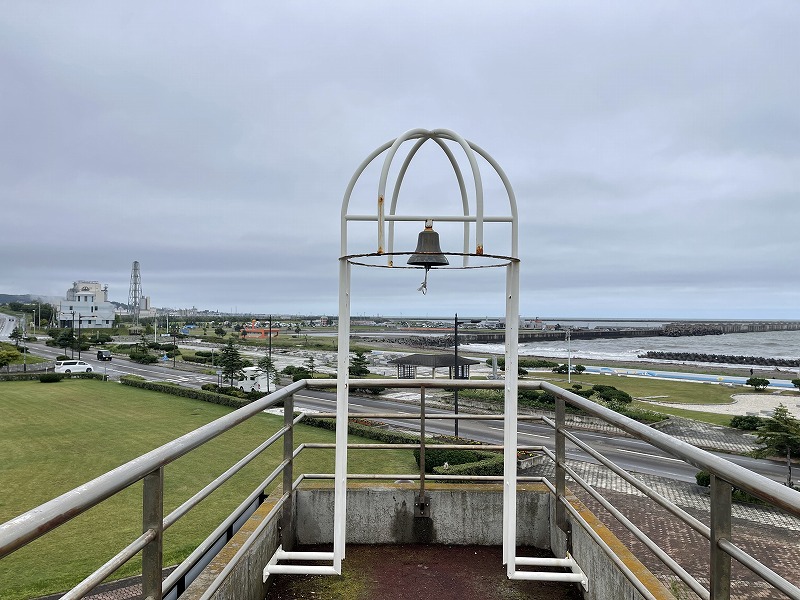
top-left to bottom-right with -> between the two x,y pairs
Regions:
55,360 -> 93,374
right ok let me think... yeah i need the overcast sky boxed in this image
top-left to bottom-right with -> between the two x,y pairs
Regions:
1,2 -> 798,319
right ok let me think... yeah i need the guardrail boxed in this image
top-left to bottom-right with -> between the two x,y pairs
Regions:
1,378 -> 799,600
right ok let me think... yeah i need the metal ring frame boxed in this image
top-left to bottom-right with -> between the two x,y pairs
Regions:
342,251 -> 519,269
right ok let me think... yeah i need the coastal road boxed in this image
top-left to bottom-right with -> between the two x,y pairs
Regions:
20,341 -> 790,486
291,389 -> 789,485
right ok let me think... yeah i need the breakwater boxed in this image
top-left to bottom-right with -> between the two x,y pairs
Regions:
662,321 -> 800,336
639,351 -> 799,368
356,321 -> 800,350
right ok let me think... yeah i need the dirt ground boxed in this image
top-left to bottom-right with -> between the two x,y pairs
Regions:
266,544 -> 583,600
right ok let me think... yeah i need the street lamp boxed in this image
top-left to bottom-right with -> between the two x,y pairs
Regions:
267,314 -> 273,393
70,311 -> 76,358
453,313 -> 468,438
77,314 -> 89,360
566,327 -> 572,384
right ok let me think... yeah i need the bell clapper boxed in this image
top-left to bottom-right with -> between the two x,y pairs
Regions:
417,267 -> 430,295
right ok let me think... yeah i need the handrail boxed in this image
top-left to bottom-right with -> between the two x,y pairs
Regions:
311,378 -> 800,516
3,376 -> 800,600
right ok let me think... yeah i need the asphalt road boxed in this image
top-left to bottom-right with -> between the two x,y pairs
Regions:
17,340 -> 789,486
291,389 -> 788,485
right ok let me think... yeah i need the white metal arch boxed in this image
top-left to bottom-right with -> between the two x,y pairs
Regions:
275,128 -> 523,579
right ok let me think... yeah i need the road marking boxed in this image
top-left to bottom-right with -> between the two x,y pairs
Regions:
614,448 -> 684,463
486,426 -> 549,439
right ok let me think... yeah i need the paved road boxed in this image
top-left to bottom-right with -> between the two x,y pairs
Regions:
291,390 -> 788,485
19,341 -> 790,485
0,314 -> 18,339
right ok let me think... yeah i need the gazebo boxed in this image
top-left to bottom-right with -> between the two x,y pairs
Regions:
389,353 -> 480,379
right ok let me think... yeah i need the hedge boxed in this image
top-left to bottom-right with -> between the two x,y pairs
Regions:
301,416 -> 420,445
0,372 -> 104,382
39,373 -> 64,383
433,454 -> 504,477
730,415 -> 765,431
119,376 -> 250,408
301,416 -> 504,477
183,355 -> 212,364
0,372 -> 46,382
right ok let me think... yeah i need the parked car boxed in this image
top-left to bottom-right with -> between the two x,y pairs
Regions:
96,350 -> 112,361
55,360 -> 93,374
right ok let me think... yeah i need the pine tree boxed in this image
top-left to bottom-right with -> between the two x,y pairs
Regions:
349,351 -> 370,377
304,355 -> 316,378
218,340 -> 245,386
9,327 -> 23,347
258,355 -> 275,392
755,404 -> 800,487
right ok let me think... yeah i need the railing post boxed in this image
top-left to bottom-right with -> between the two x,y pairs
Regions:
555,394 -> 567,534
415,386 -> 430,517
282,393 -> 295,550
142,467 -> 164,600
710,474 -> 732,600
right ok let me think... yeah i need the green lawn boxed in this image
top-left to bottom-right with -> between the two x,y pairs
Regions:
547,373 -> 742,405
0,380 -> 417,599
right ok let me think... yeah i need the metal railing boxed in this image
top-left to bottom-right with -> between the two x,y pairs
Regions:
1,378 -> 799,600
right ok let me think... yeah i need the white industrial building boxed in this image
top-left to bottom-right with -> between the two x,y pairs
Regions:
57,281 -> 117,329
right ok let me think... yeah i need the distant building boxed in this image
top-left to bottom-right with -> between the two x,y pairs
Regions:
57,281 -> 117,329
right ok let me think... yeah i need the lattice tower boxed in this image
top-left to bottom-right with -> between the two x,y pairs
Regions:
128,261 -> 142,326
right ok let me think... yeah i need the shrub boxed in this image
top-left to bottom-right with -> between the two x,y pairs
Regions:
518,389 -> 557,407
183,355 -> 211,364
433,454 -> 504,477
39,373 -> 64,383
745,377 -> 770,391
730,415 -> 765,431
592,384 -> 633,404
56,355 -> 70,361
413,448 -> 492,473
695,470 -> 766,504
696,471 -> 711,487
130,352 -> 158,364
488,357 -> 559,370
201,383 -> 219,392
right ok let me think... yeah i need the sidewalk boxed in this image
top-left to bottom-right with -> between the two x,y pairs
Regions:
536,460 -> 800,599
651,415 -> 759,455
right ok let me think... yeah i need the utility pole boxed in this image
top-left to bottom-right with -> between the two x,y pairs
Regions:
267,314 -> 273,393
453,313 -> 464,438
566,328 -> 572,384
77,315 -> 83,360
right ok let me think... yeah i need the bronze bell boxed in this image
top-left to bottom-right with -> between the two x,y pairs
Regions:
407,220 -> 449,270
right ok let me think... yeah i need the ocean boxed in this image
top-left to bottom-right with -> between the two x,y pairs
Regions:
461,329 -> 800,366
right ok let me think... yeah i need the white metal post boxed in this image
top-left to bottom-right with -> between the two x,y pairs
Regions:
502,260 -> 520,573
333,258 -> 351,571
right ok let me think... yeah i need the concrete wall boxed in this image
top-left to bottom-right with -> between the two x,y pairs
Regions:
186,482 -> 672,600
295,483 -> 551,547
182,493 -> 283,600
